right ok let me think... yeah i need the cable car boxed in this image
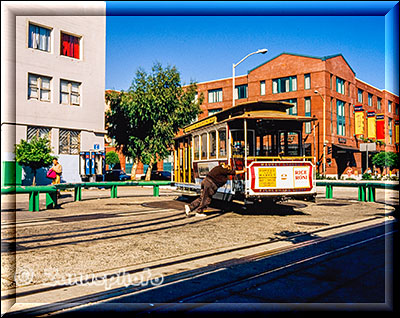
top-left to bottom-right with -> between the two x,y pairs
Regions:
173,100 -> 317,204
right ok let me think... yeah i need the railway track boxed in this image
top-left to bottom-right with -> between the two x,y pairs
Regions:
3,215 -> 395,317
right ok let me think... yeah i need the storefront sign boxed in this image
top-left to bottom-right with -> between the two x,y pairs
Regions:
367,111 -> 376,140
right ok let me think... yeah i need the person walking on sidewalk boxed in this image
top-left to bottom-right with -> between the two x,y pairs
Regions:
51,157 -> 63,197
185,163 -> 245,217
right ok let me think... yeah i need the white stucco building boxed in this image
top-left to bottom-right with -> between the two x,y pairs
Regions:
2,3 -> 106,184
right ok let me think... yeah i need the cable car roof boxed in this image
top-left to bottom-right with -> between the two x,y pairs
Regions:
181,100 -> 315,135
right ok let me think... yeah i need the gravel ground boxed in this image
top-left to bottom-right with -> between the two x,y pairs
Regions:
1,186 -> 397,291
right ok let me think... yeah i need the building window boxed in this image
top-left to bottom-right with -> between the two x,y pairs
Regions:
208,88 -> 222,103
60,32 -> 80,59
330,74 -> 333,90
59,129 -> 80,154
260,80 -> 265,96
27,126 -> 51,141
336,77 -> 345,95
396,104 -> 399,115
28,73 -> 51,102
304,97 -> 311,134
304,74 -> 311,90
235,84 -> 248,100
377,97 -> 381,110
368,93 -> 373,106
330,98 -> 333,134
272,76 -> 297,94
388,118 -> 393,144
358,89 -> 363,103
60,79 -> 81,106
283,98 -> 297,115
388,100 -> 392,113
28,23 -> 51,52
336,100 -> 345,136
208,108 -> 222,116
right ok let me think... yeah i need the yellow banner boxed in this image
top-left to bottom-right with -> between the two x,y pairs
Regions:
354,111 -> 364,136
396,123 -> 399,144
258,168 -> 276,187
367,115 -> 376,140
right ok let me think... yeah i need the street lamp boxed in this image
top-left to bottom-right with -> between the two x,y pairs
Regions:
314,89 -> 326,176
232,49 -> 268,107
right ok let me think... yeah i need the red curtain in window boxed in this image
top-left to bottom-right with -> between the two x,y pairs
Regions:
62,33 -> 70,57
73,36 -> 79,59
61,33 -> 79,59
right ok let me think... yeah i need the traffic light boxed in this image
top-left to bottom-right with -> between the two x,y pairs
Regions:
327,146 -> 332,154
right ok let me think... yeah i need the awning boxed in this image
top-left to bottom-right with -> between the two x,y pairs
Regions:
332,144 -> 359,153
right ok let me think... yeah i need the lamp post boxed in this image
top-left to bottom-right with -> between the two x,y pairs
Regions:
232,49 -> 268,107
314,90 -> 326,176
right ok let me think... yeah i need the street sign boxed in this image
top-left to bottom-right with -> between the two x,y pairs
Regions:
360,143 -> 376,152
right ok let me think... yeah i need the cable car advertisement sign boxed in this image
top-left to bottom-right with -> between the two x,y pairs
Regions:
249,161 -> 313,193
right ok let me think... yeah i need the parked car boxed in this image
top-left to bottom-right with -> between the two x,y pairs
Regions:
141,170 -> 171,181
104,169 -> 131,181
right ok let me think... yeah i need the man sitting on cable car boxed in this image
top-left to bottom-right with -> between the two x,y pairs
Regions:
185,162 -> 245,217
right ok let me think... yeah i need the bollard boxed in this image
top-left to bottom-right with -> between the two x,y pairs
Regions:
153,184 -> 160,197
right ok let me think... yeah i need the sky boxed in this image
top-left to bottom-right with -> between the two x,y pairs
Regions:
105,4 -> 396,95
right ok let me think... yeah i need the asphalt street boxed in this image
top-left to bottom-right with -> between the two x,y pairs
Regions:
1,186 -> 398,316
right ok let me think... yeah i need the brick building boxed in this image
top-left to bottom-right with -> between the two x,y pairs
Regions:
194,52 -> 399,178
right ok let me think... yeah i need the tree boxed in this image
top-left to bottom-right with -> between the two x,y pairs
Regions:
372,151 -> 399,172
105,151 -> 120,169
14,136 -> 54,186
105,63 -> 203,180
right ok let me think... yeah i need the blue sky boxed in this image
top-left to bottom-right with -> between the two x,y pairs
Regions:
106,3 -> 397,95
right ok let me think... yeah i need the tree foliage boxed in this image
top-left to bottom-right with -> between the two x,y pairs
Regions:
14,136 -> 54,185
372,151 -> 399,170
105,63 -> 203,180
105,151 -> 120,168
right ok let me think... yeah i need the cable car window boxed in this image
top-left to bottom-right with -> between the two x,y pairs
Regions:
231,130 -> 254,156
209,131 -> 216,159
218,129 -> 227,158
194,136 -> 199,160
279,131 -> 301,156
201,133 -> 208,159
287,131 -> 301,156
